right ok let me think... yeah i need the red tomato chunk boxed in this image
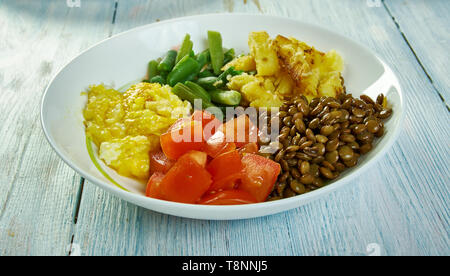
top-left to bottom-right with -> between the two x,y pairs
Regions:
198,190 -> 258,205
156,151 -> 212,204
206,150 -> 242,192
160,118 -> 205,160
239,153 -> 281,202
149,150 -> 175,174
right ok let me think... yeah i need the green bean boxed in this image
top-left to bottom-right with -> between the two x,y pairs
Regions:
207,30 -> 224,75
223,48 -> 235,64
209,89 -> 242,106
150,75 -> 166,85
196,76 -> 218,90
167,56 -> 200,87
214,66 -> 243,88
198,69 -> 215,78
172,83 -> 223,119
160,70 -> 168,80
157,50 -> 177,72
176,34 -> 193,64
185,81 -> 211,102
147,60 -> 159,80
196,49 -> 210,70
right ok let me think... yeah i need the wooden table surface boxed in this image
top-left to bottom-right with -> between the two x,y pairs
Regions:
0,0 -> 448,256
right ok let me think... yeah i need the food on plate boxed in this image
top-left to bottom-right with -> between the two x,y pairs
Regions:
272,34 -> 344,100
82,29 -> 393,205
261,93 -> 392,200
226,31 -> 344,107
83,82 -> 191,179
145,109 -> 281,204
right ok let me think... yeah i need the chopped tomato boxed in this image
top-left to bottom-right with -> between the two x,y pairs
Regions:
206,150 -> 242,191
183,150 -> 207,168
167,117 -> 192,132
203,130 -> 236,158
160,118 -> 205,160
149,150 -> 175,174
191,110 -> 222,140
219,114 -> 258,148
238,142 -> 259,155
239,153 -> 281,202
160,152 -> 212,203
198,190 -> 258,205
145,172 -> 165,199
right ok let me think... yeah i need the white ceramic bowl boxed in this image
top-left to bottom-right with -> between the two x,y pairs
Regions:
41,14 -> 404,220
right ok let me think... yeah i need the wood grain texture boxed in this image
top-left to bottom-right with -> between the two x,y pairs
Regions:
0,0 -> 448,256
384,0 -> 450,105
0,0 -> 115,255
69,0 -> 449,256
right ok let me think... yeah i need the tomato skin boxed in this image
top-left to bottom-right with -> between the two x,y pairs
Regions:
206,150 -> 242,192
183,150 -> 208,167
160,152 -> 212,204
219,114 -> 258,148
239,153 -> 281,202
160,119 -> 205,160
238,142 -> 259,155
203,130 -> 237,158
145,172 -> 165,199
198,190 -> 258,205
149,150 -> 175,174
191,110 -> 222,141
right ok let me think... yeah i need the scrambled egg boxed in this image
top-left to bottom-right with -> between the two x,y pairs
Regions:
226,31 -> 344,107
221,55 -> 256,72
227,73 -> 284,108
83,82 -> 191,179
272,34 -> 344,101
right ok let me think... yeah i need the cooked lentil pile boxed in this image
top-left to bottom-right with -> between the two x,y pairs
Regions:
262,93 -> 393,200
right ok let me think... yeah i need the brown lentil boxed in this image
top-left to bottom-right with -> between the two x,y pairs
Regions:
263,92 -> 392,199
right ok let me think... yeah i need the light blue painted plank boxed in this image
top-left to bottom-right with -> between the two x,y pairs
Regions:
0,0 -> 115,255
72,0 -> 449,256
385,0 -> 450,104
110,0 -> 264,34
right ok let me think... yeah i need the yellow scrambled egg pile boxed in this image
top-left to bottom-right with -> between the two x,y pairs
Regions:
226,31 -> 344,107
83,83 -> 191,179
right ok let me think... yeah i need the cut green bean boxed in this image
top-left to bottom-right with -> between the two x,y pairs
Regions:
185,81 -> 211,102
223,48 -> 235,64
150,75 -> 166,85
214,66 -> 243,88
167,56 -> 200,87
147,60 -> 159,80
209,89 -> 242,106
207,30 -> 224,75
196,49 -> 210,70
176,34 -> 193,64
172,83 -> 223,118
196,76 -> 218,90
157,50 -> 177,72
198,69 -> 215,78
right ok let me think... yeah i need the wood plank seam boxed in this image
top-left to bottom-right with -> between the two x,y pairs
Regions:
382,0 -> 449,111
109,1 -> 119,37
72,178 -> 85,225
72,0 -> 119,227
66,0 -> 119,256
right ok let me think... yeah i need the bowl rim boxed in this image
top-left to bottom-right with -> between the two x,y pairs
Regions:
40,12 -> 405,219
